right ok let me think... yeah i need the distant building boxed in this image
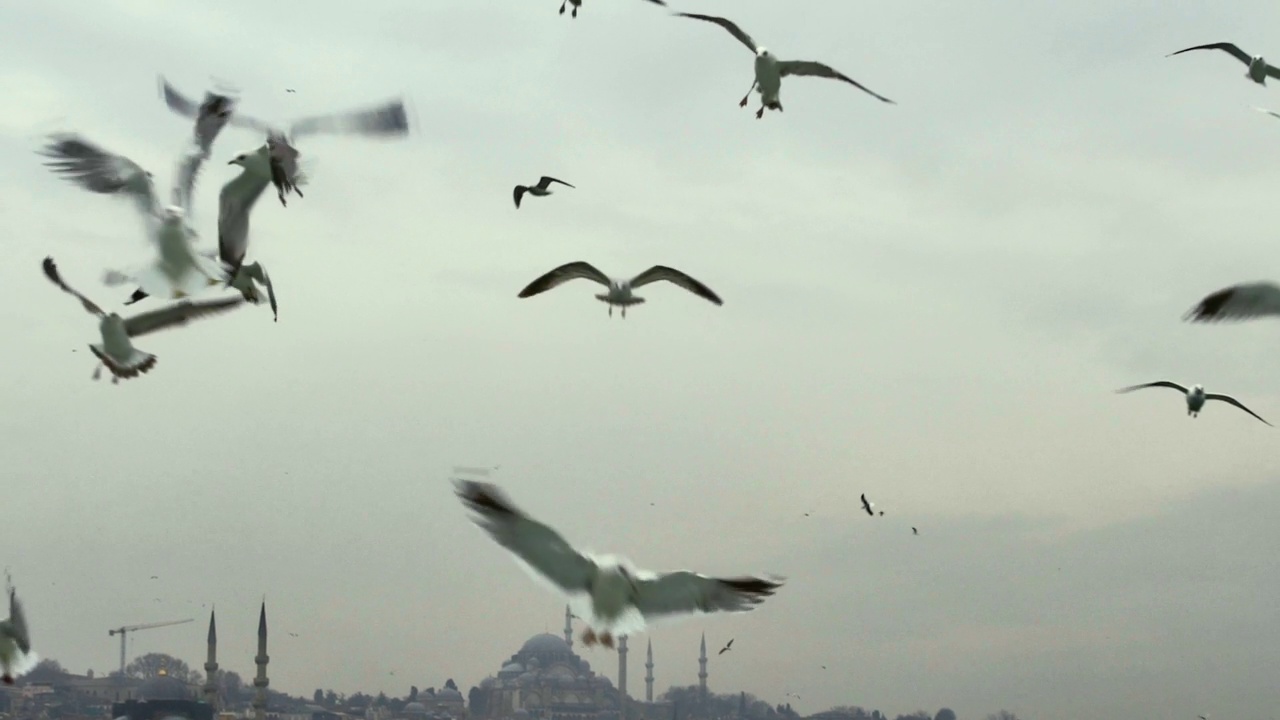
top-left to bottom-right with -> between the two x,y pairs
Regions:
471,631 -> 620,720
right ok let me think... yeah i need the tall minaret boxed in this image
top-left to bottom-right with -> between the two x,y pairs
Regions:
617,635 -> 629,702
644,639 -> 654,703
563,605 -> 574,648
252,602 -> 270,720
697,633 -> 708,699
202,609 -> 219,709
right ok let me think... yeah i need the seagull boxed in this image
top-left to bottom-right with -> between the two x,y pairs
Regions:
42,256 -> 246,383
517,261 -> 723,318
912,527 -> 918,536
455,479 -> 783,650
0,586 -> 34,685
1184,282 -> 1280,323
718,638 -> 733,655
1116,381 -> 1271,426
859,494 -> 875,517
1167,42 -> 1280,85
674,12 -> 894,118
218,144 -> 282,320
286,89 -> 297,93
559,0 -> 666,19
149,576 -> 159,580
1255,107 -> 1280,120
513,176 -> 574,209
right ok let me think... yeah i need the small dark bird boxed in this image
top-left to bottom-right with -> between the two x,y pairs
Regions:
859,494 -> 875,517
513,176 -> 574,208
718,639 -> 733,655
289,632 -> 298,637
911,527 -> 918,535
149,576 -> 158,579
286,89 -> 296,93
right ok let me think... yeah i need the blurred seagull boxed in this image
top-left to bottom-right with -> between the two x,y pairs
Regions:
42,256 -> 246,383
517,261 -> 723,318
718,638 -> 733,655
1116,381 -> 1271,426
1168,42 -> 1280,85
912,527 -> 919,536
559,0 -> 666,19
1256,107 -> 1280,120
514,176 -> 574,209
455,479 -> 783,649
0,586 -> 34,685
217,144 -> 282,320
1185,282 -> 1280,323
674,12 -> 894,118
859,494 -> 875,517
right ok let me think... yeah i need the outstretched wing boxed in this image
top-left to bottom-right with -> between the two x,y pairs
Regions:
518,261 -> 612,298
237,98 -> 412,141
675,13 -> 759,54
1205,393 -> 1273,426
454,480 -> 598,595
1184,282 -> 1280,322
777,61 -> 896,104
3,589 -> 30,653
537,176 -> 575,190
38,133 -> 161,225
629,265 -> 724,305
158,75 -> 239,153
1115,380 -> 1190,395
123,297 -> 246,338
632,571 -> 783,620
41,257 -> 105,317
1167,42 -> 1252,65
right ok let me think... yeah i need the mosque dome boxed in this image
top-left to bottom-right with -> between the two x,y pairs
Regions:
500,662 -> 524,676
137,673 -> 194,701
436,688 -> 463,701
403,702 -> 428,714
520,633 -> 570,655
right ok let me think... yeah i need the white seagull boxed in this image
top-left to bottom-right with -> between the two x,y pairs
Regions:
1168,42 -> 1280,85
455,479 -> 784,649
1184,282 -> 1280,323
517,261 -> 723,318
674,12 -> 894,118
218,144 -> 283,321
42,256 -> 246,383
0,586 -> 34,686
514,176 -> 574,209
1116,381 -> 1271,426
559,0 -> 666,19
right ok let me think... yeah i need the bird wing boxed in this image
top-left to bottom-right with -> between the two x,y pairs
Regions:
170,142 -> 209,214
644,0 -> 667,4
38,133 -> 161,226
632,571 -> 783,620
537,176 -> 575,190
123,297 -> 246,338
629,266 -> 724,305
273,98 -> 411,141
1184,282 -> 1280,322
454,480 -> 598,595
217,163 -> 272,272
1167,42 -> 1251,65
1115,380 -> 1189,395
1255,107 -> 1280,120
777,61 -> 896,104
674,13 -> 759,53
41,257 -> 105,317
158,75 -> 203,118
517,261 -> 612,298
1204,394 -> 1273,426
3,590 -> 30,653
513,186 -> 527,208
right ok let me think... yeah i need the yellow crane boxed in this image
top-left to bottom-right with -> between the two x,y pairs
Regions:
108,618 -> 195,678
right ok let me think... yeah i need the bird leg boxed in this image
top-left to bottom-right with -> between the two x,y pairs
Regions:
756,105 -> 766,119
739,81 -> 756,108
622,306 -> 627,319
600,632 -> 615,650
92,364 -> 103,381
608,305 -> 613,318
581,628 -> 598,647
124,289 -> 149,305
560,0 -> 566,13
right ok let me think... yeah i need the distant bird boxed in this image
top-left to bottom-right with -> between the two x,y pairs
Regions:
149,576 -> 158,580
286,89 -> 296,93
859,494 -> 875,517
1184,282 -> 1280,323
42,256 -> 246,383
0,587 -> 34,685
513,176 -> 574,209
518,261 -> 723,318
674,12 -> 894,118
288,632 -> 298,637
455,479 -> 783,649
559,0 -> 666,19
911,527 -> 918,535
1116,381 -> 1271,426
1256,107 -> 1280,120
1168,42 -> 1280,85
718,638 -> 733,655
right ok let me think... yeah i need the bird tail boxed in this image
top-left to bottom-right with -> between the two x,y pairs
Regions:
89,344 -> 157,380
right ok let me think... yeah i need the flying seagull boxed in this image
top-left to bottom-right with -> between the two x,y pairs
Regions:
718,638 -> 733,655
514,176 -> 574,209
1167,42 -> 1280,85
1184,282 -> 1280,323
455,479 -> 783,649
859,494 -> 875,517
912,527 -> 918,536
674,12 -> 894,118
0,586 -> 34,685
1116,381 -> 1271,426
216,144 -> 283,320
42,256 -> 246,383
559,0 -> 666,19
518,261 -> 723,318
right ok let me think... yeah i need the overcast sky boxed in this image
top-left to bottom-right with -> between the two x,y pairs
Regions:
2,0 -> 1280,718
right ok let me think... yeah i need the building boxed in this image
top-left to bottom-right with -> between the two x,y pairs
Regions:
469,631 -> 620,720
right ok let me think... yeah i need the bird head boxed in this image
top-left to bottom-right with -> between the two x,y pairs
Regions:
757,47 -> 771,58
1192,384 -> 1205,393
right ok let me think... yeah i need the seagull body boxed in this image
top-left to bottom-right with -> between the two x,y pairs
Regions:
1115,381 -> 1271,426
675,12 -> 894,118
1168,42 -> 1280,85
103,206 -> 227,304
517,261 -> 723,318
859,494 -> 875,517
514,176 -> 574,209
0,587 -> 34,685
219,145 -> 281,320
559,0 -> 666,19
455,480 -> 783,649
1184,281 -> 1280,323
42,257 -> 246,383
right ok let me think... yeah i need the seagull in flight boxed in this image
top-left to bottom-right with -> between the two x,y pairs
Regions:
518,261 -> 723,318
514,176 -> 574,209
558,0 -> 666,19
1184,282 -> 1280,323
216,144 -> 282,320
674,12 -> 894,118
718,638 -> 734,655
859,494 -> 877,517
455,479 -> 783,650
1116,381 -> 1271,426
42,257 -> 246,383
0,585 -> 33,686
912,527 -> 918,536
1168,42 -> 1280,85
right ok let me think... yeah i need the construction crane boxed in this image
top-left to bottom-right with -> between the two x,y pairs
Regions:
108,618 -> 195,678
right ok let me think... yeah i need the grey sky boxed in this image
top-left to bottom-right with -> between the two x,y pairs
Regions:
2,0 -> 1279,718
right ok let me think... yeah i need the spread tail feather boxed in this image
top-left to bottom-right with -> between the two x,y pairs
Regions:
89,344 -> 157,380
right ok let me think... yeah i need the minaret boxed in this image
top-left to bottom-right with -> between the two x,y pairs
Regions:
203,609 -> 219,709
697,633 -> 708,699
252,602 -> 270,720
644,639 -> 654,703
564,605 -> 574,648
617,636 -> 629,702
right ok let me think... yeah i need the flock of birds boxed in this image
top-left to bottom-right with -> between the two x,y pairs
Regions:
13,0 -> 1280,695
